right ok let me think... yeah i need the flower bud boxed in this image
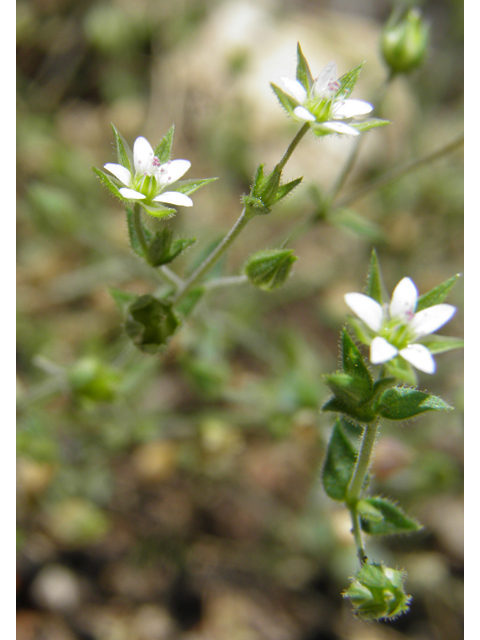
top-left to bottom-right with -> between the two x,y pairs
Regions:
343,563 -> 411,620
381,9 -> 429,74
68,357 -> 120,402
125,294 -> 180,353
245,249 -> 297,291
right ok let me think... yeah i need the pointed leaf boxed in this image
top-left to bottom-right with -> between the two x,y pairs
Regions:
419,335 -> 464,354
365,249 -> 385,304
274,177 -> 303,203
341,330 -> 373,389
349,119 -> 390,133
374,386 -> 453,420
154,124 -> 175,164
111,123 -> 133,172
415,274 -> 461,312
359,497 -> 423,535
92,167 -> 122,199
174,177 -> 218,196
322,419 -> 357,501
321,396 -> 377,424
369,377 -> 396,405
324,372 -> 373,406
296,43 -> 313,91
270,82 -> 298,114
335,62 -> 364,99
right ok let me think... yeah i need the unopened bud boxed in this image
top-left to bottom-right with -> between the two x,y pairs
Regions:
245,249 -> 297,291
381,9 -> 429,74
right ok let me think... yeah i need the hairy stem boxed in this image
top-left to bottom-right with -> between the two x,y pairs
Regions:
276,123 -> 310,172
132,202 -> 150,258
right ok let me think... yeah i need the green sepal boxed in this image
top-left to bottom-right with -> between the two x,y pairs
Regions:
146,227 -> 196,267
374,386 -> 453,420
343,563 -> 411,620
111,123 -> 133,172
359,497 -> 423,536
270,82 -> 298,114
175,177 -> 218,196
383,357 -> 417,386
125,206 -> 152,257
140,202 -> 176,219
108,287 -> 137,314
296,42 -> 313,92
92,167 -> 122,199
322,419 -> 357,501
329,209 -> 385,242
274,177 -> 303,202
346,315 -> 374,346
419,335 -> 464,354
365,248 -> 385,304
335,62 -> 364,99
125,294 -> 180,354
369,377 -> 397,406
324,372 -> 373,406
153,124 -> 175,164
242,194 -> 271,216
415,274 -> 461,312
349,118 -> 390,133
341,330 -> 373,389
244,249 -> 297,291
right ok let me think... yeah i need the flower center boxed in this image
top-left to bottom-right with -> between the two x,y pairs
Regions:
379,316 -> 415,350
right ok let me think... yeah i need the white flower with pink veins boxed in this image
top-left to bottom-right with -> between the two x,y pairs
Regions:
344,277 -> 456,373
104,136 -> 193,207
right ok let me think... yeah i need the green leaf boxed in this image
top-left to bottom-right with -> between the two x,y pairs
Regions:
329,208 -> 385,242
108,287 -> 137,313
92,167 -> 122,199
154,124 -> 175,164
296,42 -> 313,91
365,248 -> 385,304
321,396 -> 377,424
419,335 -> 464,354
322,419 -> 357,501
359,497 -> 423,535
244,249 -> 297,291
415,274 -> 461,312
335,62 -> 364,99
350,118 -> 390,133
341,330 -> 373,389
374,386 -> 453,420
111,123 -> 133,172
175,177 -> 218,196
274,177 -> 303,202
146,228 -> 196,267
141,202 -> 176,219
369,377 -> 397,405
324,372 -> 373,406
270,82 -> 298,114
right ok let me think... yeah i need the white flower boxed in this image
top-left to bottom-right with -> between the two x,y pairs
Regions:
104,136 -> 193,208
344,277 -> 456,373
279,62 -> 373,136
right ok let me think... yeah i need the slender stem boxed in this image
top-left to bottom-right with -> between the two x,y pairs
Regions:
203,275 -> 249,290
159,266 -> 184,288
345,418 -> 380,565
337,132 -> 464,209
276,123 -> 310,172
173,207 -> 251,305
132,202 -> 150,257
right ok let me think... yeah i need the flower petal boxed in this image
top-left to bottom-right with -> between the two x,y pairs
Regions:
133,136 -> 155,175
321,121 -> 360,136
118,187 -> 146,200
313,61 -> 337,97
332,99 -> 373,119
399,344 -> 435,374
389,277 -> 418,321
156,159 -> 191,185
344,293 -> 384,331
293,106 -> 316,122
370,337 -> 398,364
410,304 -> 456,339
104,163 -> 132,187
153,191 -> 193,207
280,77 -> 307,103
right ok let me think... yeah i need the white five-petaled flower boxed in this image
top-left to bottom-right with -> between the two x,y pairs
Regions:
344,277 -> 456,373
104,136 -> 193,208
280,61 -> 373,136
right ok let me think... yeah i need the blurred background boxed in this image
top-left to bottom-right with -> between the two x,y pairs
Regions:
17,1 -> 463,639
